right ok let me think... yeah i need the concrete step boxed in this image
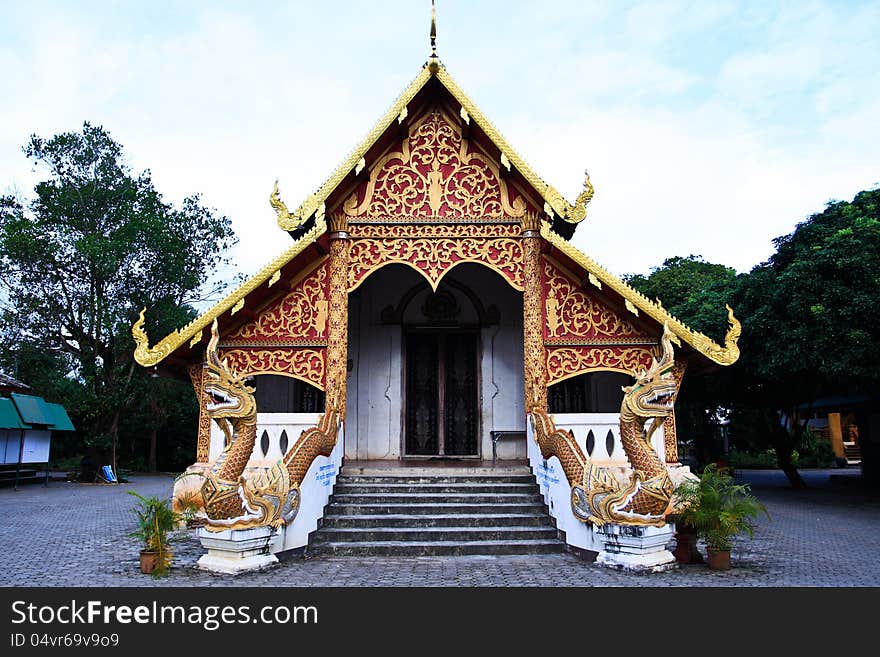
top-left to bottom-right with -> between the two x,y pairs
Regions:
308,539 -> 566,557
340,465 -> 531,477
333,482 -> 539,494
322,513 -> 555,528
327,502 -> 549,515
312,526 -> 559,543
336,474 -> 535,485
330,492 -> 544,504
308,467 -> 564,556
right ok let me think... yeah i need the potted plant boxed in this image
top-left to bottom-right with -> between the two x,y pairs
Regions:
673,464 -> 768,570
129,491 -> 182,576
669,518 -> 702,564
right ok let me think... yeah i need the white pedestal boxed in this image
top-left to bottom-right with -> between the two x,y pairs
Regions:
196,526 -> 279,575
594,523 -> 677,573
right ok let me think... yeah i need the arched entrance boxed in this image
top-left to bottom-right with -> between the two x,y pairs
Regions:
345,262 -> 524,461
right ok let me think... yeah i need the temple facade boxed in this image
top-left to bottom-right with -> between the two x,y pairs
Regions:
133,50 -> 740,569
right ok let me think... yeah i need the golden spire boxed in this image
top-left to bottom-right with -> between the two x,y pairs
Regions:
430,0 -> 437,58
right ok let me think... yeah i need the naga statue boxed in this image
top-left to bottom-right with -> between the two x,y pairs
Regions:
531,322 -> 692,527
196,319 -> 340,531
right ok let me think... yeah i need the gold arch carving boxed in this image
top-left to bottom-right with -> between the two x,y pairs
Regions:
220,348 -> 326,390
347,237 -> 524,292
546,346 -> 657,387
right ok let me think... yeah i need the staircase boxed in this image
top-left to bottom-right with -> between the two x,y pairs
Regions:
307,465 -> 565,556
844,442 -> 862,465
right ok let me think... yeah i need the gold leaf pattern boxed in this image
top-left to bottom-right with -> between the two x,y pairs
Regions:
221,348 -> 326,389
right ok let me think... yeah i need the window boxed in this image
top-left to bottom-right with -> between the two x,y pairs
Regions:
252,375 -> 325,413
548,371 -> 631,414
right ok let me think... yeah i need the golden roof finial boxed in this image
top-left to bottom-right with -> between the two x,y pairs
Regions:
430,0 -> 437,58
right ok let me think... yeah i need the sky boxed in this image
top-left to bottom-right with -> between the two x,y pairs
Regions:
1,0 -> 878,297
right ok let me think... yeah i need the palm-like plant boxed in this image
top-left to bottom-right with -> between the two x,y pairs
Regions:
129,490 -> 182,576
674,465 -> 769,553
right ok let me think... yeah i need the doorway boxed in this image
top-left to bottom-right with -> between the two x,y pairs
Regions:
404,330 -> 479,457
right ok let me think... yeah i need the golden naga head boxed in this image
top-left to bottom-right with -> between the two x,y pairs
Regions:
621,322 -> 679,420
203,319 -> 256,424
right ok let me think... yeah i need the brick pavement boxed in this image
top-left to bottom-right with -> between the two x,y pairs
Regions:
0,469 -> 877,587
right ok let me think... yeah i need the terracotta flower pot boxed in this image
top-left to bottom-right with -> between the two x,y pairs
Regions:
139,548 -> 172,574
707,548 -> 730,570
673,528 -> 703,564
139,550 -> 161,574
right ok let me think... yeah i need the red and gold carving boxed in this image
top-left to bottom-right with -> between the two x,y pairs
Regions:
325,236 -> 349,414
664,361 -> 687,463
545,346 -> 657,386
348,236 -> 523,292
227,261 -> 328,343
188,362 -> 211,463
523,233 -> 547,410
220,348 -> 326,389
348,223 -> 521,239
542,259 -> 646,342
344,110 -> 533,219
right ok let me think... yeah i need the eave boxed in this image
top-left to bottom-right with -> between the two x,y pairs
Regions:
132,216 -> 327,369
540,221 -> 741,367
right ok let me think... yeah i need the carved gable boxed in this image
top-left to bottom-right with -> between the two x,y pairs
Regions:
226,260 -> 329,345
342,109 -> 537,220
541,259 -> 649,344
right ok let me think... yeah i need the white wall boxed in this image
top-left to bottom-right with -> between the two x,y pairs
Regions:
274,422 -> 343,553
345,263 -> 526,461
527,412 -> 667,553
208,412 -> 323,472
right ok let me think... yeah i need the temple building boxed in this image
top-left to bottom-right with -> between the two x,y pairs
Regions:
133,24 -> 740,571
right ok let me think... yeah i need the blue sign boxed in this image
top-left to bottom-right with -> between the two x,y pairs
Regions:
316,463 -> 338,486
535,461 -> 559,487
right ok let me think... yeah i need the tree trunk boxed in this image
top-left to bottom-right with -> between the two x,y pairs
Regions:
148,428 -> 157,472
767,412 -> 807,489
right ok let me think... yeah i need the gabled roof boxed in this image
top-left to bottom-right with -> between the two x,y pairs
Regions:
275,58 -> 591,232
132,57 -> 740,370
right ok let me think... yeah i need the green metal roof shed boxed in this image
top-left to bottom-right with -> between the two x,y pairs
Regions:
10,393 -> 54,427
0,398 -> 26,430
43,403 -> 75,432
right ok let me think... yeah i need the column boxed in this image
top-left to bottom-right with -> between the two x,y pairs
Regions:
521,212 -> 547,412
188,361 -> 211,463
325,214 -> 350,416
664,361 -> 687,464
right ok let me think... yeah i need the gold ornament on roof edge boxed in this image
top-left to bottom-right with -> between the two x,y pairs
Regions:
271,180 -> 309,232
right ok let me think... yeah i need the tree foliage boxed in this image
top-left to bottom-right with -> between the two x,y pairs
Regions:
0,122 -> 237,471
628,189 -> 880,487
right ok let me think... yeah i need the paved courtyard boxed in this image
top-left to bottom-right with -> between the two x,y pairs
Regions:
1,468 -> 878,587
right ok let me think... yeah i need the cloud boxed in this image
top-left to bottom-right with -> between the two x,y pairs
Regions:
1,0 -> 878,298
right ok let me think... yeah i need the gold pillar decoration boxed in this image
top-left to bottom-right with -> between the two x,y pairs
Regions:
522,212 -> 547,411
664,360 -> 687,464
326,215 -> 350,415
188,361 -> 212,463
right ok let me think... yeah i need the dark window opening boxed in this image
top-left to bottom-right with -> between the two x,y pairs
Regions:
253,374 -> 325,413
548,371 -> 632,414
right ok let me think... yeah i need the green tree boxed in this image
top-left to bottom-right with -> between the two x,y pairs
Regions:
628,190 -> 880,488
625,255 -> 740,466
0,122 -> 236,474
728,189 -> 880,487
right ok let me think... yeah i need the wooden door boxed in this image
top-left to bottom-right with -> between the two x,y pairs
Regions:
405,331 -> 478,456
